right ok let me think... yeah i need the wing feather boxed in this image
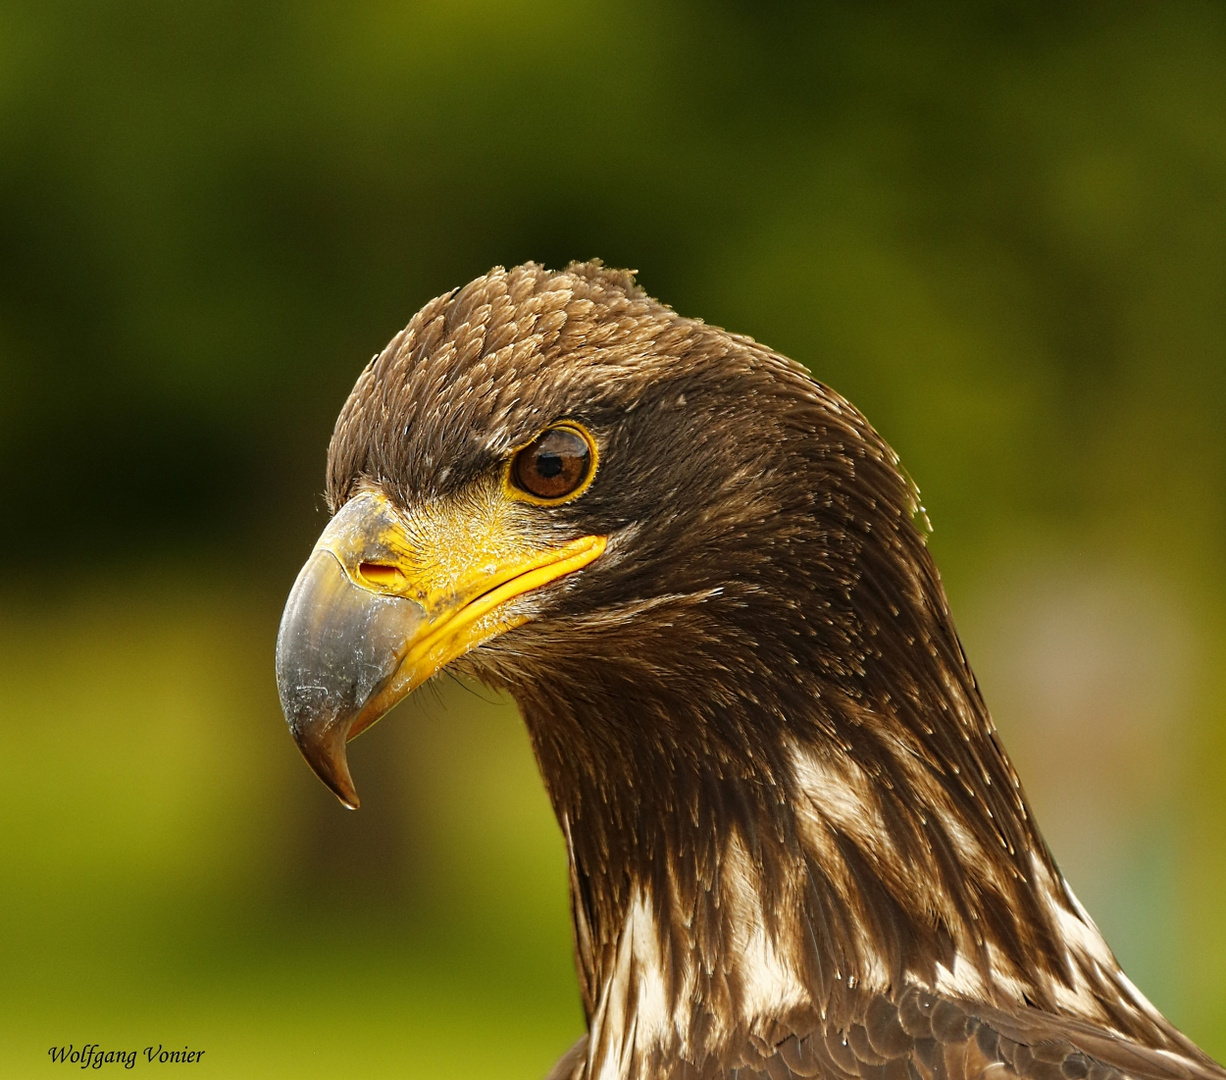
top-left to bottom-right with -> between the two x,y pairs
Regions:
617,986 -> 1225,1080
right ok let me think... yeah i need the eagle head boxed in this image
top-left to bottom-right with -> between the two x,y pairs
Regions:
274,262 -> 1218,1080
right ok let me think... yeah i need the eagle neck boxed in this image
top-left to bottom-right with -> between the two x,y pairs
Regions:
514,679 -> 1186,1078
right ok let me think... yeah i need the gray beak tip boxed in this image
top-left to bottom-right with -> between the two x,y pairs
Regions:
292,718 -> 362,809
275,502 -> 429,811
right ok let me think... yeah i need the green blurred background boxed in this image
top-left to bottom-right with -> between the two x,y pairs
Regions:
2,1 -> 1225,1076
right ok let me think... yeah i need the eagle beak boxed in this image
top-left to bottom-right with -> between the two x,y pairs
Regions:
275,489 -> 606,808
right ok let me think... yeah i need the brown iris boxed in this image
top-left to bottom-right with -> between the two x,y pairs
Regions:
511,425 -> 594,501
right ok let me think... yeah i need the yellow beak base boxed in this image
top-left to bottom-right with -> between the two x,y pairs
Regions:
275,489 -> 606,807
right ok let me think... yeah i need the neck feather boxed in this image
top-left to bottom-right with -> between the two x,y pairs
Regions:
505,670 -> 1185,1078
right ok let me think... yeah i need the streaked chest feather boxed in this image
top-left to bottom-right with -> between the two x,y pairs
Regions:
579,737 -> 1175,1080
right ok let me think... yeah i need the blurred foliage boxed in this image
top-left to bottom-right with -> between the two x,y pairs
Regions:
1,1 -> 1225,1076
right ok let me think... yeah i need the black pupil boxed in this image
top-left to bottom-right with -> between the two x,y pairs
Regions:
513,427 -> 591,499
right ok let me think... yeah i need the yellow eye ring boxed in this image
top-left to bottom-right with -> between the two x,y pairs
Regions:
505,422 -> 599,505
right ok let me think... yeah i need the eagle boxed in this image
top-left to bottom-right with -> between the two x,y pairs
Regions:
275,262 -> 1223,1080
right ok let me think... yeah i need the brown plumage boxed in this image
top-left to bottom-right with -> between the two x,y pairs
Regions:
282,261 -> 1223,1080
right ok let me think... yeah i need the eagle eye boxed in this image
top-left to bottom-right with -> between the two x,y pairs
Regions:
509,424 -> 595,503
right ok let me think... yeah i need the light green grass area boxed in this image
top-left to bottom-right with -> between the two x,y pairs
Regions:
3,577 -> 1225,1077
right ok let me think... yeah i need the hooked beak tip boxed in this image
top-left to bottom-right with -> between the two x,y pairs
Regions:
293,720 -> 361,810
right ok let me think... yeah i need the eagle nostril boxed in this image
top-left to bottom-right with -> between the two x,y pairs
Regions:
358,562 -> 407,589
